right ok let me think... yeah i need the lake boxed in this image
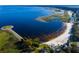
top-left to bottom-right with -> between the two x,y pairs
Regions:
0,6 -> 64,37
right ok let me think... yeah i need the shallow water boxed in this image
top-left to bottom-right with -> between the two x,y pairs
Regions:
0,6 -> 63,37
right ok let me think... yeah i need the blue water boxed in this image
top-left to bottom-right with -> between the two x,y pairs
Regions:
0,6 -> 63,37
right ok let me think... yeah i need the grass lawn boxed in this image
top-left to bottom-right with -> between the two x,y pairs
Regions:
0,30 -> 20,52
0,30 -> 11,48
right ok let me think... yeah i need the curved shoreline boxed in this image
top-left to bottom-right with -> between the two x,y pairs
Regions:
43,23 -> 73,46
39,22 -> 66,42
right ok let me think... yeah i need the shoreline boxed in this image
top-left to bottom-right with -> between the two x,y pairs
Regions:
43,23 -> 73,46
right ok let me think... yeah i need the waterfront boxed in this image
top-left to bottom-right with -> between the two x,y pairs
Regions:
0,6 -> 64,38
0,5 -> 79,53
